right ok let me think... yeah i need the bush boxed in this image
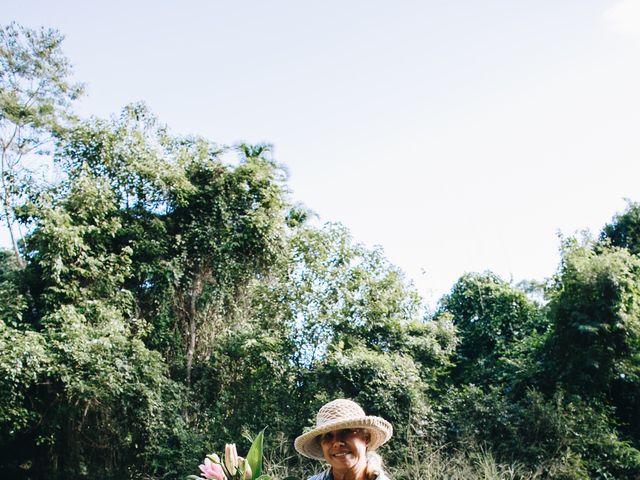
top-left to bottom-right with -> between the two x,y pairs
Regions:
440,385 -> 640,479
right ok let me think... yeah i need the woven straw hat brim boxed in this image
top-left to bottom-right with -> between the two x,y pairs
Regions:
294,416 -> 393,460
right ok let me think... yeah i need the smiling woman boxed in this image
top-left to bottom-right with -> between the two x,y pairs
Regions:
294,399 -> 393,480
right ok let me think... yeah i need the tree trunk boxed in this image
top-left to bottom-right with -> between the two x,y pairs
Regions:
0,153 -> 25,268
185,273 -> 206,388
186,304 -> 197,388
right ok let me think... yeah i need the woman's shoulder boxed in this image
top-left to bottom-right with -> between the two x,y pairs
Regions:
305,470 -> 390,480
307,472 -> 330,480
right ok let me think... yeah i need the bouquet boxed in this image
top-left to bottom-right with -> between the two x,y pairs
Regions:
188,429 -> 298,480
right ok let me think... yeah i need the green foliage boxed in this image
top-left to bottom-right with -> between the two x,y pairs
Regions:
398,313 -> 457,393
282,223 -> 424,365
442,386 -> 640,479
0,143 -> 191,478
0,22 -> 82,135
438,272 -> 545,387
0,22 -> 83,265
320,347 -> 426,423
544,243 -> 640,397
0,301 -> 187,479
393,435 -> 585,480
540,241 -> 640,452
0,322 -> 48,440
0,249 -> 27,324
197,325 -> 299,446
601,200 -> 640,256
246,429 -> 266,479
23,174 -> 133,312
50,104 -> 289,388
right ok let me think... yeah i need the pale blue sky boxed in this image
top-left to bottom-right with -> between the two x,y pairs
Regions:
4,0 -> 640,306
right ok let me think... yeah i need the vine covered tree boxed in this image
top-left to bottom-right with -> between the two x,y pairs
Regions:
438,272 -> 544,387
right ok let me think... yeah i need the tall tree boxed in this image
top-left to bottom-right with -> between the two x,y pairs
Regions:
0,23 -> 83,266
438,272 -> 544,387
1,171 -> 184,479
545,243 -> 640,396
56,104 -> 288,385
282,223 -> 424,366
543,242 -> 640,441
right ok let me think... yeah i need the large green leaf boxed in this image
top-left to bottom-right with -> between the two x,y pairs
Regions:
246,428 -> 265,479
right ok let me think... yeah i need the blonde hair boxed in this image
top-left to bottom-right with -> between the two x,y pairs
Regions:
365,450 -> 384,478
363,427 -> 385,479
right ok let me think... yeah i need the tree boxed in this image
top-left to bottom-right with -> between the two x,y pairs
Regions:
545,243 -> 640,395
0,23 -> 83,266
543,242 -> 640,444
55,104 -> 288,386
280,223 -> 424,368
319,347 -> 427,433
438,272 -> 544,386
167,141 -> 287,385
601,200 -> 640,256
0,169 -> 188,479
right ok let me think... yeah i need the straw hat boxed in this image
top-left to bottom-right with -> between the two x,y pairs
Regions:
294,399 -> 393,460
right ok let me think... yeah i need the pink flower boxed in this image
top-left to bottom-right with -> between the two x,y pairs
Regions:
199,457 -> 226,480
225,443 -> 238,476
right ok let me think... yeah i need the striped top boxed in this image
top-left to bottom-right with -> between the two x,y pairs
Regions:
307,470 -> 390,480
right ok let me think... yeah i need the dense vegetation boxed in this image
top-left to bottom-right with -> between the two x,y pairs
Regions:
1,23 -> 639,479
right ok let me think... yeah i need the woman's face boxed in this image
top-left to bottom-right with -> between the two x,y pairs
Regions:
319,428 -> 369,475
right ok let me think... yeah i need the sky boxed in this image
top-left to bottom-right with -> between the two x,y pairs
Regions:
4,0 -> 640,307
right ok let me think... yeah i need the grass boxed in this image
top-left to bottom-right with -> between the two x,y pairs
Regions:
259,429 -> 588,480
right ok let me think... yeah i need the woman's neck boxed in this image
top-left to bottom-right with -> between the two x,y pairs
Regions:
330,464 -> 369,480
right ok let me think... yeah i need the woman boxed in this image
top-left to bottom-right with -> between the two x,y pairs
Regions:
294,399 -> 393,480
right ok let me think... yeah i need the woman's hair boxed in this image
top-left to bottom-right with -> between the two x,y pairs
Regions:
365,451 -> 383,478
363,429 -> 385,479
